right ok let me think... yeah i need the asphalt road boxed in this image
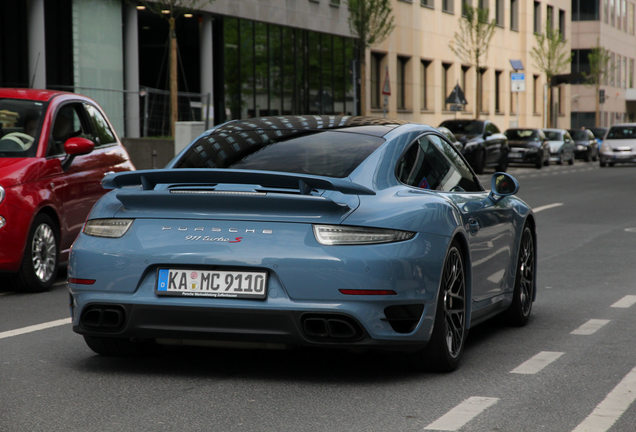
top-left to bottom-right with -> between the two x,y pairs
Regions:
1,160 -> 635,432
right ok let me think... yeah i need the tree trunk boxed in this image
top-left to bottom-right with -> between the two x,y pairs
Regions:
169,16 -> 178,137
595,81 -> 600,127
475,67 -> 481,119
359,58 -> 366,116
547,84 -> 552,128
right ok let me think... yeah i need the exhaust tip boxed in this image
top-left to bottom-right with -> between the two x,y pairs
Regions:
80,305 -> 126,332
301,314 -> 364,342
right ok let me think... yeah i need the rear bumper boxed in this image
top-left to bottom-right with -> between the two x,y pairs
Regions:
69,301 -> 427,350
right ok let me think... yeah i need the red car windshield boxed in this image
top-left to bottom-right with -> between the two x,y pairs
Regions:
0,99 -> 46,158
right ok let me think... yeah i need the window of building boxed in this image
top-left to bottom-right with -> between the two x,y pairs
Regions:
421,0 -> 434,7
534,1 -> 541,33
461,65 -> 472,113
629,3 -> 635,34
510,0 -> 519,30
630,58 -> 634,88
397,56 -> 411,110
370,52 -> 386,109
558,85 -> 565,115
546,5 -> 554,29
610,52 -> 616,86
495,70 -> 502,113
533,74 -> 540,114
421,59 -> 432,110
495,0 -> 504,26
611,0 -> 615,26
573,0 -> 600,21
442,62 -> 452,110
571,49 -> 593,76
443,0 -> 454,13
559,9 -> 566,39
463,0 -> 473,16
479,67 -> 488,113
478,0 -> 488,10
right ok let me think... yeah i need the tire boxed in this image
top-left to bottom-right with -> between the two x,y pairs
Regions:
472,149 -> 486,174
504,225 -> 535,326
600,161 -> 607,167
14,214 -> 58,292
584,150 -> 591,162
496,150 -> 509,172
415,243 -> 467,372
84,335 -> 151,356
568,155 -> 574,165
535,153 -> 543,169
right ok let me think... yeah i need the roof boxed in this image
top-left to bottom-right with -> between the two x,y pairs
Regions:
212,115 -> 408,138
0,88 -> 71,102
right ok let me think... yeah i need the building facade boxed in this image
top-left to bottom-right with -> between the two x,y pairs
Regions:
368,0 -> 571,130
0,0 -> 357,138
570,0 -> 636,128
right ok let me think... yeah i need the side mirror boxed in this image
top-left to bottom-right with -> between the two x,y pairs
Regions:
484,130 -> 492,138
61,137 -> 95,170
64,137 -> 95,156
489,172 -> 519,202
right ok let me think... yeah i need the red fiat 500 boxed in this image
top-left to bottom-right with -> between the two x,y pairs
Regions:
0,89 -> 135,292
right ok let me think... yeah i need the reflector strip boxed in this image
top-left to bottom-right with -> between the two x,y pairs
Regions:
68,278 -> 96,285
339,289 -> 396,295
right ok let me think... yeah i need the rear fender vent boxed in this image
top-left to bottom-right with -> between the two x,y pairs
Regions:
384,304 -> 424,334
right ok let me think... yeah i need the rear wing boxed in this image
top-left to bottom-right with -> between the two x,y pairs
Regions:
102,169 -> 375,196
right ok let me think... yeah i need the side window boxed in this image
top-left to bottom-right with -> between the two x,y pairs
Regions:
428,134 -> 482,192
85,103 -> 116,147
397,135 -> 481,192
48,103 -> 91,157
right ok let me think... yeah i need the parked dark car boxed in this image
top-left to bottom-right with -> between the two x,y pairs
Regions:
0,88 -> 135,292
437,125 -> 462,153
543,128 -> 575,165
438,119 -> 508,174
504,128 -> 550,169
568,128 -> 599,161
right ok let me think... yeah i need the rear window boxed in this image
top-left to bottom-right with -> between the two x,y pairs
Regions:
570,130 -> 591,140
505,129 -> 539,140
439,121 -> 484,135
606,126 -> 636,140
175,129 -> 385,178
543,130 -> 562,140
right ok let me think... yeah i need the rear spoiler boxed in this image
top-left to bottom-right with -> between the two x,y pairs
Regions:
102,169 -> 375,196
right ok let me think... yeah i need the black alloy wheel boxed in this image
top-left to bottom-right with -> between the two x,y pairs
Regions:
504,225 -> 535,326
417,243 -> 467,372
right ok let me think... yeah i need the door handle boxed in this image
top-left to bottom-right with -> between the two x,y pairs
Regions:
468,218 -> 480,234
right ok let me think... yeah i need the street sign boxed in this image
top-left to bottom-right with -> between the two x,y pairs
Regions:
446,84 -> 467,105
382,66 -> 391,96
511,72 -> 525,92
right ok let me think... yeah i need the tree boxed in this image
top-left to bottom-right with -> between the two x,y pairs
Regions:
139,0 -> 213,137
585,45 -> 613,127
530,20 -> 572,128
448,4 -> 496,119
346,0 -> 395,115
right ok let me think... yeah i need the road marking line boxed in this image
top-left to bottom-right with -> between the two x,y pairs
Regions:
572,365 -> 636,432
424,396 -> 499,431
510,351 -> 564,374
533,202 -> 564,213
611,295 -> 636,308
571,319 -> 611,335
0,318 -> 72,340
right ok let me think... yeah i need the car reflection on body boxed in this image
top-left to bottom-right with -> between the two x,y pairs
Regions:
590,127 -> 607,150
0,88 -> 134,292
69,115 -> 536,372
437,125 -> 462,153
568,128 -> 599,162
438,119 -> 509,174
543,128 -> 575,165
599,123 -> 636,167
505,128 -> 550,169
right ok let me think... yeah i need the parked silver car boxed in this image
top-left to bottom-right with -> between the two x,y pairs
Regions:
543,128 -> 575,165
599,123 -> 636,167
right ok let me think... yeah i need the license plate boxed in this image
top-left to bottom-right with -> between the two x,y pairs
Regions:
508,152 -> 522,158
157,268 -> 267,299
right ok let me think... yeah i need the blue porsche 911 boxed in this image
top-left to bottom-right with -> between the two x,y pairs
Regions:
68,115 -> 536,371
